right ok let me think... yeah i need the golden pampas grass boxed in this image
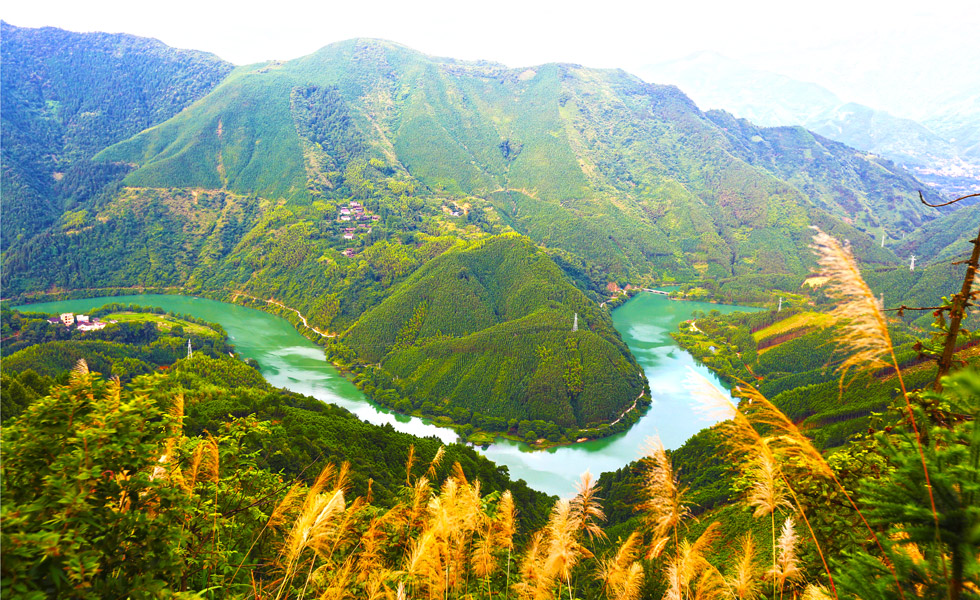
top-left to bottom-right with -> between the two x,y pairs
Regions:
768,516 -> 801,596
640,435 -> 691,558
405,444 -> 416,486
427,446 -> 445,479
802,584 -> 834,600
811,228 -> 893,376
571,471 -> 607,542
728,534 -> 759,600
745,440 -> 790,518
597,532 -> 644,600
203,433 -> 220,483
513,530 -> 544,600
498,490 -> 517,550
663,522 -> 721,600
542,499 -> 587,596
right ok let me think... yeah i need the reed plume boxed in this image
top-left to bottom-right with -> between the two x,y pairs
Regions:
812,228 -> 935,595
745,439 -> 790,518
405,445 -> 416,486
427,446 -> 445,479
811,229 -> 893,376
767,516 -> 801,600
802,585 -> 833,600
571,471 -> 607,542
276,488 -> 347,600
640,436 -> 691,558
727,534 -> 759,600
513,531 -> 544,600
202,433 -> 220,483
542,499 -> 588,600
663,522 -> 721,600
597,532 -> 644,600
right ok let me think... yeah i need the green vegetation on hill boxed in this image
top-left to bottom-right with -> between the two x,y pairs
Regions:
2,30 -> 965,438
0,21 -> 232,247
340,235 -> 645,432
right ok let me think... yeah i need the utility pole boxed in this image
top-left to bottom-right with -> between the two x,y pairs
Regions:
910,255 -> 916,271
777,297 -> 783,312
572,313 -> 578,332
187,338 -> 193,359
881,231 -> 886,248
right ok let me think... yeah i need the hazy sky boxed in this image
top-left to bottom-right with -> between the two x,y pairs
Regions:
3,0 -> 977,116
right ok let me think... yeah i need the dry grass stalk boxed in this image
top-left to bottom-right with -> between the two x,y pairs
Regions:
812,228 -> 933,597
203,433 -> 220,483
745,440 -> 790,518
597,532 -> 643,600
767,516 -> 801,599
405,445 -> 416,487
811,229 -> 892,377
427,446 -> 445,479
640,435 -> 691,558
728,534 -> 759,600
571,471 -> 607,542
543,499 -> 587,587
688,370 -> 845,598
663,522 -> 721,600
276,488 -> 347,600
513,531 -> 544,600
801,584 -> 833,600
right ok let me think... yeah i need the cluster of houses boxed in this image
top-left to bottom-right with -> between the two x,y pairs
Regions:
337,201 -> 381,255
338,201 -> 381,226
47,312 -> 114,332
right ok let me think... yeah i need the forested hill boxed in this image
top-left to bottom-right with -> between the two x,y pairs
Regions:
91,37 -> 934,279
341,235 -> 645,430
0,21 -> 233,248
0,30 -> 951,434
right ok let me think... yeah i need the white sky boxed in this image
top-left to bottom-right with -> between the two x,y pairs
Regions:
3,0 -> 978,117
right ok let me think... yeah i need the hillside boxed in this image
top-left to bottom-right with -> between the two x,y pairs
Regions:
0,33 -> 947,433
638,51 -> 980,196
0,22 -> 233,247
87,38 -> 936,276
342,235 -> 645,430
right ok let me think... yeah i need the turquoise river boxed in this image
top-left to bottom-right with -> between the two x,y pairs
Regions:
16,293 -> 756,497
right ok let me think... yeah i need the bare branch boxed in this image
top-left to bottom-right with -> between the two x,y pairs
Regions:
918,191 -> 980,208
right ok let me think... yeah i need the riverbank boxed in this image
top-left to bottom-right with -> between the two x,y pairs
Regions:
14,292 -> 758,497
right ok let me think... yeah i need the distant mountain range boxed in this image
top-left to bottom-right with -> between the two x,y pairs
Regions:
638,52 -> 980,197
1,24 -> 968,431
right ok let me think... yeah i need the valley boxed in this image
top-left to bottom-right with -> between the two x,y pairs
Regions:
13,291 -> 758,496
2,18 -> 978,599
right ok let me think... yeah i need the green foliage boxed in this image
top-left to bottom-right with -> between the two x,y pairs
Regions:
1,22 -> 232,248
342,235 -> 644,429
836,369 -> 980,598
0,370 -> 278,598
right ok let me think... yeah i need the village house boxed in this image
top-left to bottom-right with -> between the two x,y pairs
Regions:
60,313 -> 75,327
339,208 -> 351,215
342,248 -> 357,257
340,215 -> 351,221
344,232 -> 355,240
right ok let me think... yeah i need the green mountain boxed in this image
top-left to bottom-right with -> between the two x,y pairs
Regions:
0,21 -> 233,248
0,33 -> 949,432
89,38 -> 935,275
342,235 -> 644,429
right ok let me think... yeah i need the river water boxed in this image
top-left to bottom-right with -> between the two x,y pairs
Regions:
16,293 -> 756,496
